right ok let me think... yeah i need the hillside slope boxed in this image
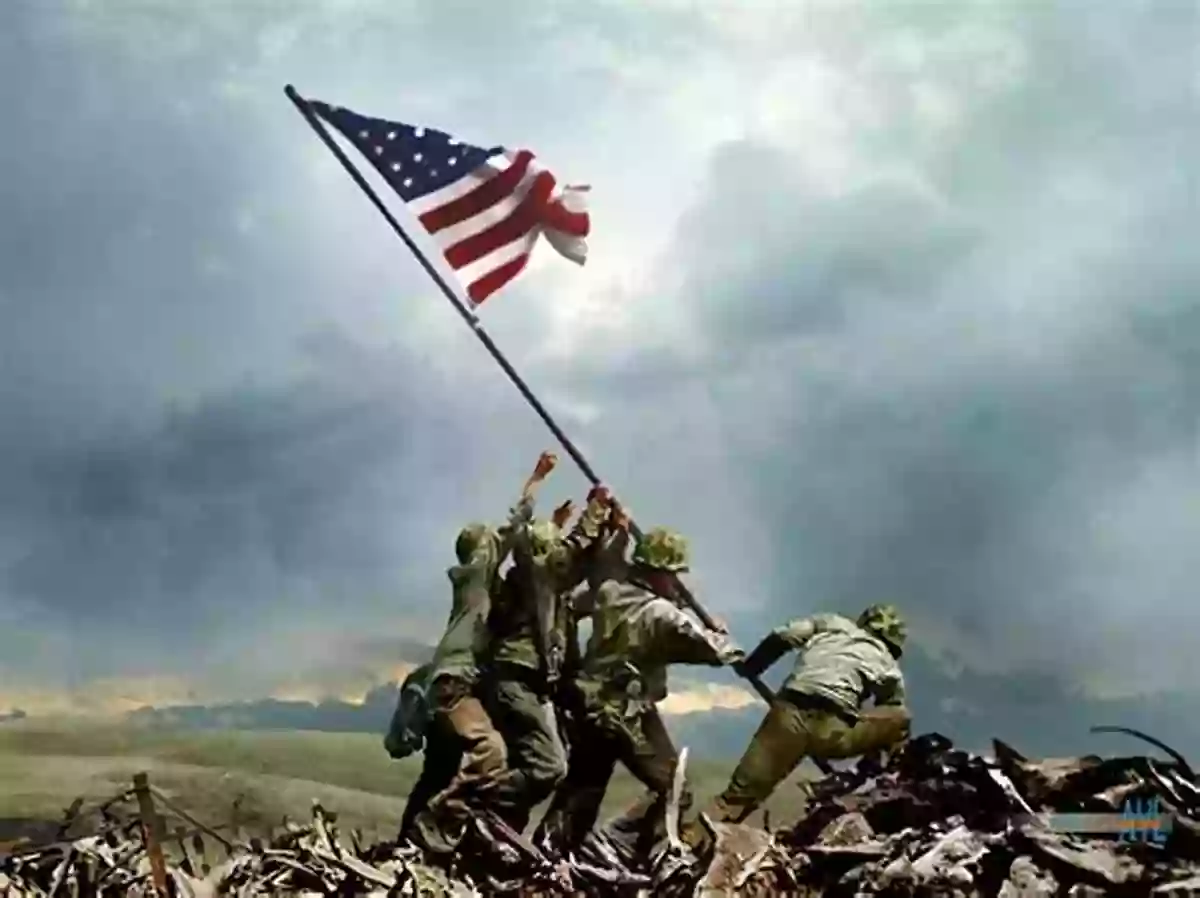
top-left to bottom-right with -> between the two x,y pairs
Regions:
0,720 -> 806,842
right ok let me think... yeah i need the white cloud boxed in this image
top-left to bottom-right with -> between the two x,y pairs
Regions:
4,0 -> 1198,712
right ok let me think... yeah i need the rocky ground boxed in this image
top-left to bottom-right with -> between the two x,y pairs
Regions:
3,729 -> 1200,896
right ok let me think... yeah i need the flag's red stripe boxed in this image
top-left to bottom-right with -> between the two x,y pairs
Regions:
443,171 -> 555,270
419,150 -> 535,234
541,198 -> 589,237
468,253 -> 530,304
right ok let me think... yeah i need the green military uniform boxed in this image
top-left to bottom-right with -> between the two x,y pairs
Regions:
388,664 -> 447,841
535,527 -> 743,859
407,508 -> 530,852
692,604 -> 911,833
481,510 -> 590,830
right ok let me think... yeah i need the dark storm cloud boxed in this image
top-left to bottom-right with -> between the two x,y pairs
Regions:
672,142 -> 980,347
1,333 -> 475,676
2,0 -> 1196,718
628,0 -> 1200,690
0,0 -> 628,691
0,1 -> 348,446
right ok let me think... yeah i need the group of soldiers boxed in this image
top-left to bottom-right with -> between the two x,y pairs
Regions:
384,451 -> 913,864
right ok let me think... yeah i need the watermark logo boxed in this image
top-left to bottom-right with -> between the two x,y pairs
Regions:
1047,796 -> 1171,844
1117,797 -> 1169,845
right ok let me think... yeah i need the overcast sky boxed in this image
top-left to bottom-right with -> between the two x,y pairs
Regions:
1,0 -> 1198,713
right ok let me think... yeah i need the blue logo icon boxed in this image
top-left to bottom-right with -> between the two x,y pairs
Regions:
1119,796 -> 1168,844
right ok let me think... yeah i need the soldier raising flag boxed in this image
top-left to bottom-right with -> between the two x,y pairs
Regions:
534,496 -> 744,861
284,87 -> 869,865
285,84 -> 779,726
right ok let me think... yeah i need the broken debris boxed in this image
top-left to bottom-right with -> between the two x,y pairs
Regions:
4,731 -> 1200,895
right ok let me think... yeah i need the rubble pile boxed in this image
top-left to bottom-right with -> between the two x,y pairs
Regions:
0,793 -> 572,897
4,730 -> 1200,895
660,730 -> 1200,897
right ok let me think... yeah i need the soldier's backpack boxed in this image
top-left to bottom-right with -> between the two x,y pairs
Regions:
383,663 -> 432,759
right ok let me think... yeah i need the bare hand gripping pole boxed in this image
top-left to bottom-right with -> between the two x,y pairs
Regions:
285,84 -> 778,707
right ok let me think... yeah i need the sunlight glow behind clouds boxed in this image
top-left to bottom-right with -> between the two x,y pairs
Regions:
1,0 -> 1198,712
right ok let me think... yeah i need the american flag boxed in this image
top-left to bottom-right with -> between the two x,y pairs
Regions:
311,101 -> 590,306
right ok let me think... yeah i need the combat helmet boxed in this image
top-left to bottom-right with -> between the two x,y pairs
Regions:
455,523 -> 499,564
632,527 -> 690,573
528,519 -> 569,567
857,603 -> 907,653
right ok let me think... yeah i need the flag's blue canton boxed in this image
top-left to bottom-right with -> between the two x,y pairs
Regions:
314,104 -> 501,202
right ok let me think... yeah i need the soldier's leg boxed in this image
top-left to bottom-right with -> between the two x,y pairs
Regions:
428,683 -> 509,800
605,707 -> 684,858
533,716 -> 618,855
399,733 -> 459,841
412,678 -> 508,851
484,678 -> 568,830
700,700 -> 836,827
814,705 -> 910,759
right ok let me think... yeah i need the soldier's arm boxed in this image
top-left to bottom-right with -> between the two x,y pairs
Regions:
641,597 -> 743,667
499,450 -> 556,562
872,671 -> 908,709
563,487 -> 625,565
566,580 -> 597,619
587,497 -> 634,587
384,664 -> 433,758
589,527 -> 631,586
497,494 -> 535,561
428,545 -> 496,672
509,514 -> 535,570
459,542 -> 499,611
740,614 -> 838,677
502,493 -> 539,571
865,672 -> 912,754
565,486 -> 610,544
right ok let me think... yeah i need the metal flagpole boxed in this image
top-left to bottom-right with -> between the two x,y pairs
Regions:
284,84 -> 780,708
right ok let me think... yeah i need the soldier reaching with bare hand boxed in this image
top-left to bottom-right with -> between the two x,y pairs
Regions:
534,495 -> 744,862
683,604 -> 911,846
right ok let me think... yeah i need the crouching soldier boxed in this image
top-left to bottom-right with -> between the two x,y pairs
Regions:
401,454 -> 557,853
685,604 -> 911,843
535,510 -> 744,861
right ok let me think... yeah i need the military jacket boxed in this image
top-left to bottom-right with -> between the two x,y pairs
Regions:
429,498 -> 533,684
486,520 -> 583,685
577,578 -> 740,710
428,534 -> 507,684
773,613 -> 906,715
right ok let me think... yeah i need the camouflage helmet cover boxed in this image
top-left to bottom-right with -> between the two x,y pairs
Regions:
632,527 -> 690,572
528,519 -> 569,566
857,603 -> 907,650
455,523 -> 499,564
